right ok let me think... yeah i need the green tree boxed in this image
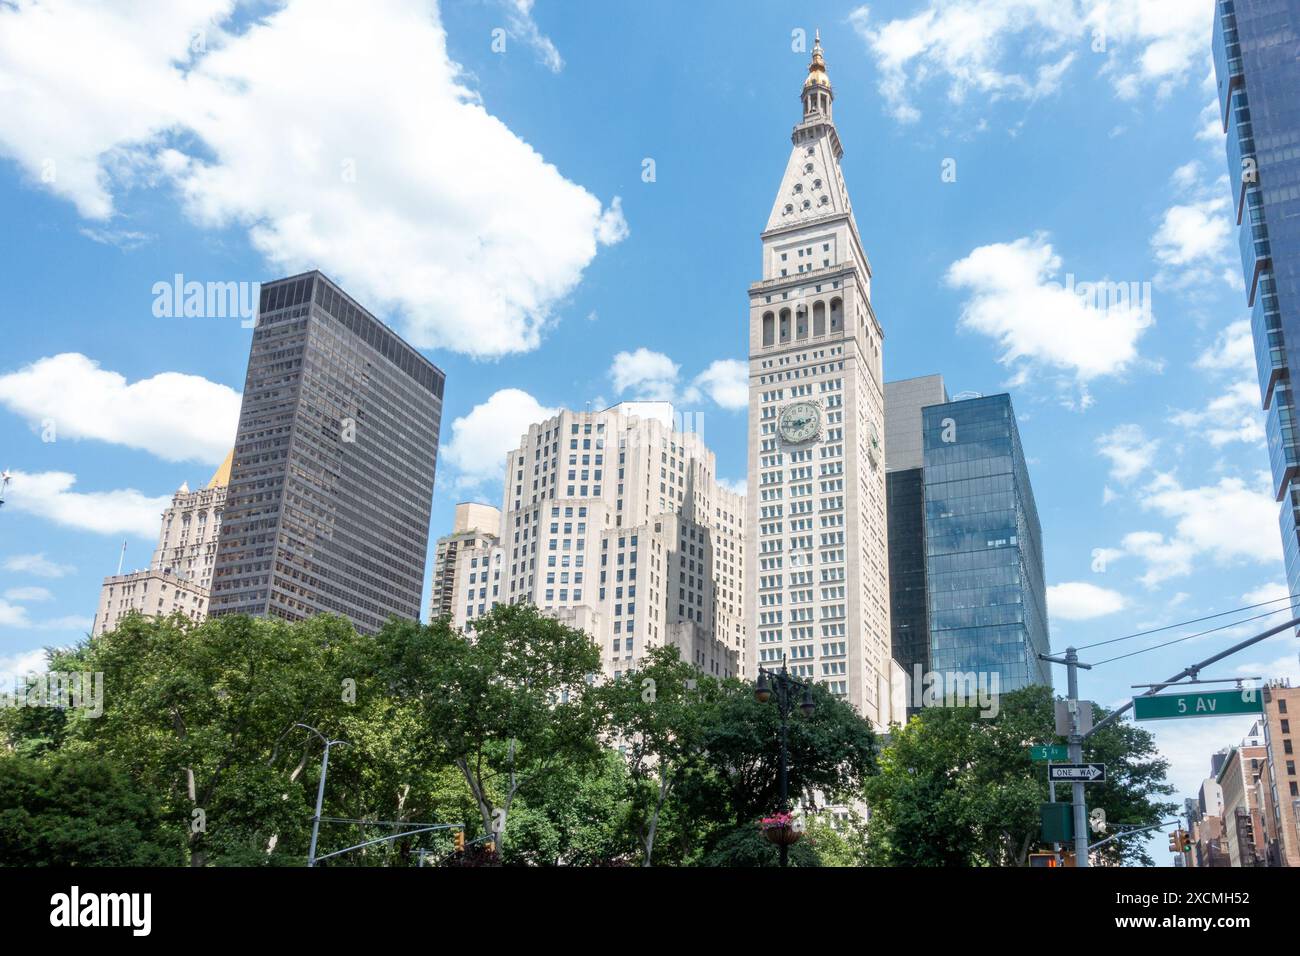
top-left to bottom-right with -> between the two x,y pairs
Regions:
53,612 -> 368,865
597,645 -> 721,865
697,679 -> 876,824
502,750 -> 637,866
803,808 -> 871,866
0,751 -> 185,866
374,604 -> 603,855
673,678 -> 877,859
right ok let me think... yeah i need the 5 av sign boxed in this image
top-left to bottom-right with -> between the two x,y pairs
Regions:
1132,689 -> 1262,721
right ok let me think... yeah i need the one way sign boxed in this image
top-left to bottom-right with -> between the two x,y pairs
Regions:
1048,763 -> 1106,783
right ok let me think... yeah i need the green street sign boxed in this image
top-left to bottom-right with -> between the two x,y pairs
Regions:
1133,690 -> 1262,721
1030,744 -> 1069,761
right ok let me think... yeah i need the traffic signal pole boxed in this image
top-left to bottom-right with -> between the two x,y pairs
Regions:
1039,614 -> 1300,869
1085,615 -> 1300,738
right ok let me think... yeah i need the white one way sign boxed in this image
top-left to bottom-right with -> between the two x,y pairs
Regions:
1048,763 -> 1106,783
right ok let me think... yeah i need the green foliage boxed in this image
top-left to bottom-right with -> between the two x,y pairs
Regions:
5,608 -> 1175,869
803,809 -> 871,866
596,645 -> 723,864
370,603 -> 603,853
699,823 -> 821,867
679,678 -> 876,836
501,750 -> 637,866
0,751 -> 184,866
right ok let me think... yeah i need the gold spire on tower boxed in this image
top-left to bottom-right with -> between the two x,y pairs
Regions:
207,449 -> 233,489
803,29 -> 830,91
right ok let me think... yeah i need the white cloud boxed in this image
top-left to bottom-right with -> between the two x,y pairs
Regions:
78,227 -> 155,251
2,470 -> 170,538
946,234 -> 1151,385
610,350 -> 749,412
610,349 -> 680,402
0,353 -> 239,464
443,388 -> 558,487
0,600 -> 32,629
3,553 -> 75,578
1047,581 -> 1128,620
0,647 -> 47,685
1196,99 -> 1223,143
1194,320 -> 1256,374
849,0 -> 1213,124
499,0 -> 564,73
0,0 -> 625,359
1151,195 -> 1232,277
1088,0 -> 1216,101
1169,380 -> 1264,447
1143,475 -> 1278,565
1120,529 -> 1197,587
1149,716 -> 1259,805
1096,424 -> 1158,482
683,360 -> 749,411
36,615 -> 94,633
4,586 -> 53,602
1116,473 -> 1282,587
1241,581 -> 1291,608
1172,322 -> 1265,447
1170,160 -> 1201,191
1230,654 -> 1300,686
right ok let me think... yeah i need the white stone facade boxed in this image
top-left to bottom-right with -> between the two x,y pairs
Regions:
443,402 -> 746,680
92,457 -> 229,636
745,37 -> 897,728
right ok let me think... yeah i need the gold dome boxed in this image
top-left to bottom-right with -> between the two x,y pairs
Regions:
803,30 -> 831,91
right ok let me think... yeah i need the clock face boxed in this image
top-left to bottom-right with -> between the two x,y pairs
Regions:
779,401 -> 821,444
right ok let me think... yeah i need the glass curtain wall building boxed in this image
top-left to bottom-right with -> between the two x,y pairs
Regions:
1213,0 -> 1300,612
210,271 -> 445,634
921,395 -> 1051,690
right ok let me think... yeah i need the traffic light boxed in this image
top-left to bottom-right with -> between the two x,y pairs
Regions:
1029,852 -> 1059,867
1180,830 -> 1193,853
1168,830 -> 1180,853
454,830 -> 465,853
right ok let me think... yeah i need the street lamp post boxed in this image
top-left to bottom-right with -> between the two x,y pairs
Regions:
754,661 -> 815,868
297,723 -> 348,868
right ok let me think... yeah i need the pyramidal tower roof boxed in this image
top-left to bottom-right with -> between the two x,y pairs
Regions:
207,449 -> 233,489
764,31 -> 858,237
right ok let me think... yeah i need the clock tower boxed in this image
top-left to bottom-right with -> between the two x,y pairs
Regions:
745,33 -> 895,727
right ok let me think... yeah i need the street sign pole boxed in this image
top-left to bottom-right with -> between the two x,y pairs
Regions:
1066,647 -> 1089,868
1047,761 -> 1058,858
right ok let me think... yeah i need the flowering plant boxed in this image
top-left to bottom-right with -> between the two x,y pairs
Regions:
759,812 -> 795,829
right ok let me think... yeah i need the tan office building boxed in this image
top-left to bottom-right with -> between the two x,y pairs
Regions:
437,402 -> 745,680
92,452 -> 231,636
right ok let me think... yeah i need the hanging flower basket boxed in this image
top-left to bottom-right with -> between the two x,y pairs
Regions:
759,813 -> 803,846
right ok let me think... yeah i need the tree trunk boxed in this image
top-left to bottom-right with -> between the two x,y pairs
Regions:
642,773 -> 671,866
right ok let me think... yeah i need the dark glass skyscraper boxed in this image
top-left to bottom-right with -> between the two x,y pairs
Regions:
1213,0 -> 1300,611
886,467 -> 929,680
921,394 -> 1051,690
210,271 -> 445,634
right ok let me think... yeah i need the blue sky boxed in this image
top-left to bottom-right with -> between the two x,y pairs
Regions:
0,0 -> 1293,854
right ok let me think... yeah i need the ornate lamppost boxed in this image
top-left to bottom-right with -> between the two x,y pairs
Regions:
754,661 -> 815,867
